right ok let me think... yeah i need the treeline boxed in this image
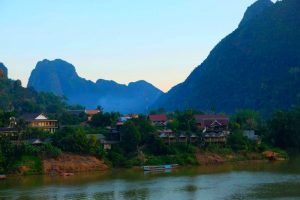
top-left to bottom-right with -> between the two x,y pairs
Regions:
0,76 -> 299,171
0,78 -> 68,114
1,106 -> 299,172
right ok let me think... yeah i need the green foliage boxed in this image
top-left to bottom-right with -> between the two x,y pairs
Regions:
0,78 -> 67,114
175,110 -> 197,132
59,111 -> 87,125
153,0 -> 300,116
12,155 -> 42,175
120,121 -> 141,153
52,127 -> 103,155
129,116 -> 156,145
145,154 -> 198,166
227,130 -> 255,152
0,111 -> 14,127
231,110 -> 261,130
0,137 -> 62,173
90,112 -> 120,127
266,107 -> 300,152
22,128 -> 52,140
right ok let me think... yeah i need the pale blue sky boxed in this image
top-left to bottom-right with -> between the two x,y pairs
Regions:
0,0 -> 273,92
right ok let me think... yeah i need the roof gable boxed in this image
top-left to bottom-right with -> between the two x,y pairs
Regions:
195,114 -> 229,127
85,109 -> 100,115
22,113 -> 48,121
148,114 -> 167,122
35,114 -> 48,120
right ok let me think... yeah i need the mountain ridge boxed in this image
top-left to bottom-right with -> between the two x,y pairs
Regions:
0,62 -> 8,78
153,0 -> 300,115
28,59 -> 163,114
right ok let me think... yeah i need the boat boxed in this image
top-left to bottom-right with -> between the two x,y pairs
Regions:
143,164 -> 178,171
0,175 -> 7,180
60,172 -> 74,177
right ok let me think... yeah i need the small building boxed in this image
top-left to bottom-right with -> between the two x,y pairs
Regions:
177,132 -> 198,143
189,133 -> 199,143
148,114 -> 168,127
195,114 -> 229,132
22,113 -> 58,133
0,127 -> 18,139
178,133 -> 187,143
204,132 -> 227,144
243,130 -> 261,144
26,138 -> 44,145
158,129 -> 176,143
87,133 -> 120,151
85,109 -> 101,121
195,114 -> 230,144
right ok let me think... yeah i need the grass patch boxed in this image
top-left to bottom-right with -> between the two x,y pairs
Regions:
12,155 -> 42,175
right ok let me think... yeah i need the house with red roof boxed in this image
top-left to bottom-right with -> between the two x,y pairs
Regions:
85,109 -> 101,121
148,114 -> 168,127
195,114 -> 230,144
195,114 -> 229,132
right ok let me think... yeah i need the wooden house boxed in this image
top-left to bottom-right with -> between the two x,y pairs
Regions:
148,114 -> 168,127
195,114 -> 230,144
22,113 -> 58,133
85,109 -> 101,121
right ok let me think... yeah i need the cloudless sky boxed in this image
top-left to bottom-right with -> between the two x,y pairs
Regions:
0,0 -> 275,92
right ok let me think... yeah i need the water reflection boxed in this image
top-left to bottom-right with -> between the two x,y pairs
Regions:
0,158 -> 300,200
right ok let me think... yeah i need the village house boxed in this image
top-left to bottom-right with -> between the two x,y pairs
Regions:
195,114 -> 230,144
243,130 -> 261,144
0,127 -> 18,139
21,113 -> 58,133
178,133 -> 187,143
190,133 -> 199,143
85,109 -> 101,121
0,117 -> 18,139
158,129 -> 176,144
148,114 -> 168,127
203,132 -> 227,143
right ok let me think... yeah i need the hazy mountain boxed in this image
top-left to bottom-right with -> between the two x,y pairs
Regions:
0,63 -> 8,78
153,0 -> 300,115
0,63 -> 67,113
28,59 -> 163,113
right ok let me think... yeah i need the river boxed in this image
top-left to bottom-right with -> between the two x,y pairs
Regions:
0,158 -> 300,200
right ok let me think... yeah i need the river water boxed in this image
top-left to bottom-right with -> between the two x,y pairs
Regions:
0,158 -> 300,200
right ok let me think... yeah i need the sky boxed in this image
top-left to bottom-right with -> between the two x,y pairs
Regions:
0,0 -> 274,92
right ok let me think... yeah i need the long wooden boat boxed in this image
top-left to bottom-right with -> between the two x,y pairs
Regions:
0,175 -> 7,180
143,164 -> 178,171
60,172 -> 74,177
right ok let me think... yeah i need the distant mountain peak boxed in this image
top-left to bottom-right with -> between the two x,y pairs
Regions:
239,0 -> 274,27
36,59 -> 77,73
128,80 -> 149,86
0,62 -> 8,78
153,0 -> 300,115
28,59 -> 163,113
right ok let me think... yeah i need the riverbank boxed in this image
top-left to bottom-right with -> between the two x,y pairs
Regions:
43,153 -> 109,175
1,157 -> 299,200
4,149 -> 287,177
7,153 -> 109,176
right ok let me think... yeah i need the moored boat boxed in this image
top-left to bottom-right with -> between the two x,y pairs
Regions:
143,164 -> 178,171
60,172 -> 74,177
0,175 -> 7,180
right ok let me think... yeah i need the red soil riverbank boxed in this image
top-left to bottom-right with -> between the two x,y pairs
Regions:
43,153 -> 109,175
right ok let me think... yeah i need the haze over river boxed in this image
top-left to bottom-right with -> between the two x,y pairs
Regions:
1,158 -> 300,200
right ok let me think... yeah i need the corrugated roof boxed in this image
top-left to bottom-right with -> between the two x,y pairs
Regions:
148,114 -> 167,122
21,113 -> 45,121
85,109 -> 100,115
